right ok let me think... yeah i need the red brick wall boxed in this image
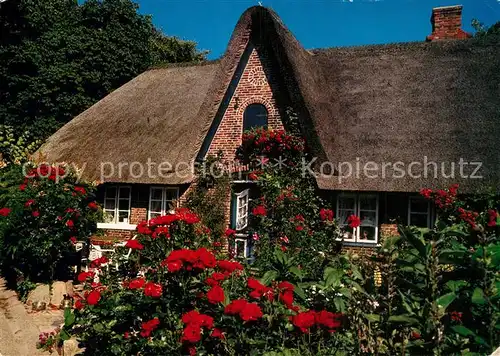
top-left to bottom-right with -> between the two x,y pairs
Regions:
207,46 -> 284,161
380,223 -> 399,238
130,207 -> 147,225
426,6 -> 471,41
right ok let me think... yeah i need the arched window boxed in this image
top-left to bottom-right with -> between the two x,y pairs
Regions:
243,104 -> 268,131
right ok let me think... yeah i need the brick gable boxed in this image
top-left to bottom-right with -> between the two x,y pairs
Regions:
207,46 -> 284,161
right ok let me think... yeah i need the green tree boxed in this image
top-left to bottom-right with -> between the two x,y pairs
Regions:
0,0 -> 206,164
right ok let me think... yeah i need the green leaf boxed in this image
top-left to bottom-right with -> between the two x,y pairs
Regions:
388,315 -> 419,325
400,228 -> 426,258
364,314 -> 380,322
451,325 -> 475,337
293,284 -> 306,300
471,288 -> 486,305
260,271 -> 278,286
64,308 -> 75,327
59,329 -> 70,341
436,292 -> 456,310
288,267 -> 303,281
323,267 -> 342,287
445,280 -> 468,293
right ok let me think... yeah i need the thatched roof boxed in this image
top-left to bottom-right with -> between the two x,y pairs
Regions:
37,6 -> 500,192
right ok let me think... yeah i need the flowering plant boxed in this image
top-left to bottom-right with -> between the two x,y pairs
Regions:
63,208 -> 345,355
0,163 -> 102,294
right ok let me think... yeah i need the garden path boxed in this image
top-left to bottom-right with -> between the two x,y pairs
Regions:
0,278 -> 62,356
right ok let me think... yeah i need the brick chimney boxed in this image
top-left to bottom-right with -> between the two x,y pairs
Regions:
426,5 -> 472,41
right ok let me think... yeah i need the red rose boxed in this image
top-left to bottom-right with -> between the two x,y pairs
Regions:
77,271 -> 94,282
315,310 -> 342,330
278,281 -> 294,292
488,209 -> 498,227
218,260 -> 243,274
144,282 -> 162,298
88,202 -> 99,211
420,188 -> 433,199
292,311 -> 316,333
86,290 -> 101,305
74,299 -> 84,310
279,291 -> 295,309
24,199 -> 35,207
167,260 -> 182,273
207,285 -> 225,304
224,228 -> 236,237
182,325 -> 201,343
66,220 -> 74,228
70,237 -> 77,244
125,239 -> 144,250
74,186 -> 87,195
320,208 -> 334,221
347,215 -> 361,228
211,328 -> 224,339
124,331 -> 130,339
128,277 -> 146,290
0,207 -> 11,217
295,225 -> 304,231
140,318 -> 160,338
252,205 -> 267,217
32,210 -> 40,217
224,299 -> 248,315
195,248 -> 216,269
19,184 -> 27,191
240,302 -> 263,321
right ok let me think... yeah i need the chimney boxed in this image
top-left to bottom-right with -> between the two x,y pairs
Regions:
426,5 -> 472,41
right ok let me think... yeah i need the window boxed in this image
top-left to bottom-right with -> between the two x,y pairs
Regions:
104,186 -> 131,224
337,194 -> 379,244
234,238 -> 249,259
148,187 -> 179,219
243,104 -> 268,131
235,189 -> 249,231
408,196 -> 432,228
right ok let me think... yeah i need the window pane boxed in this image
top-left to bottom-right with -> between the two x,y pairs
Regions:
338,209 -> 355,225
104,211 -> 115,223
338,196 -> 356,210
106,187 -> 117,200
235,239 -> 247,258
151,188 -> 163,200
119,199 -> 129,211
410,198 -> 429,214
243,104 -> 268,131
165,189 -> 178,201
359,226 -> 376,241
118,187 -> 130,199
150,201 -> 162,213
150,212 -> 161,219
410,214 -> 429,228
360,211 -> 377,226
104,199 -> 116,210
118,211 -> 129,223
359,196 -> 377,211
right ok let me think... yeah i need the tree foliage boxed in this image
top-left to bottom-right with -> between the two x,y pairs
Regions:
0,0 -> 206,164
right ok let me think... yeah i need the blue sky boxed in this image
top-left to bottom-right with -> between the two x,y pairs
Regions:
136,0 -> 500,59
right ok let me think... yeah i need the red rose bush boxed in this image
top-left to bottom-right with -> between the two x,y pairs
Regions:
64,208 -> 343,355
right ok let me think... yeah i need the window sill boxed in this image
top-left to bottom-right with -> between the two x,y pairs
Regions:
97,223 -> 137,230
341,241 -> 381,248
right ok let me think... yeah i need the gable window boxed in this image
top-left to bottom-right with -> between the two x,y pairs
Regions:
408,196 -> 432,228
149,187 -> 179,219
243,104 -> 268,131
104,186 -> 131,224
337,194 -> 379,244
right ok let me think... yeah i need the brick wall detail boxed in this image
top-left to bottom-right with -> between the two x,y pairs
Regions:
426,6 -> 471,41
207,46 -> 284,161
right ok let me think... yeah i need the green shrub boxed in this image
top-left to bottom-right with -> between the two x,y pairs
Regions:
0,163 -> 102,291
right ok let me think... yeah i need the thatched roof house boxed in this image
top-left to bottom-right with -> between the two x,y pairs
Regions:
37,5 -> 500,246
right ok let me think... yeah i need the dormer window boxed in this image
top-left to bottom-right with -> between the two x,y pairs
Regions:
243,104 -> 268,131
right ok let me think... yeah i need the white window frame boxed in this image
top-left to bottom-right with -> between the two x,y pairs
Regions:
103,185 -> 131,224
233,236 -> 249,259
235,189 -> 249,231
336,193 -> 379,244
148,187 -> 179,220
408,196 -> 432,228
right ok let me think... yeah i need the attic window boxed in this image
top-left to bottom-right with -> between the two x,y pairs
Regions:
243,104 -> 268,131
